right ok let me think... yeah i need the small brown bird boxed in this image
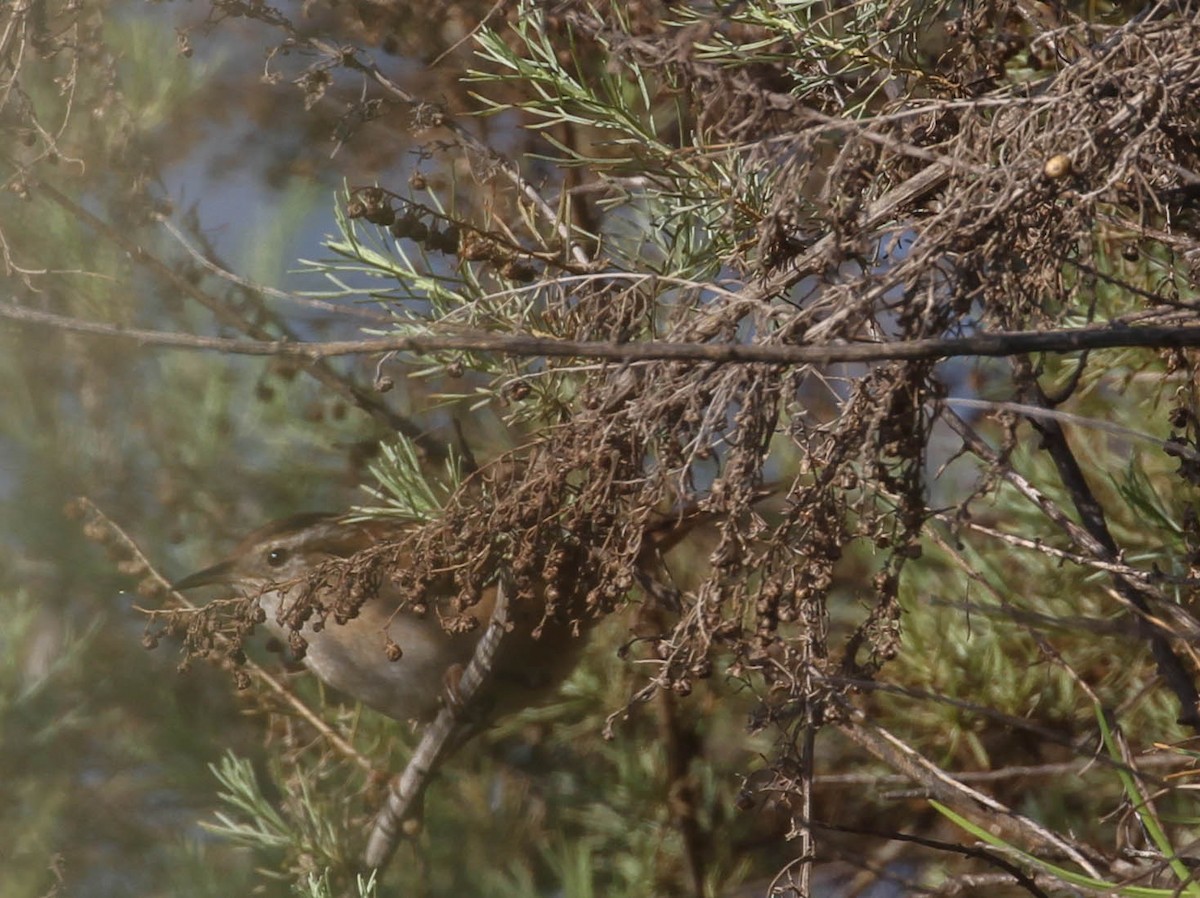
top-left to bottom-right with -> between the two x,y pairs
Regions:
173,512 -> 588,724
175,496 -> 766,870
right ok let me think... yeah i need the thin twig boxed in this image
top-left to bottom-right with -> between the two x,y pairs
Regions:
155,214 -> 395,324
808,818 -> 1053,898
814,752 -> 1191,786
362,574 -> 512,870
836,711 -> 1104,877
944,396 -> 1200,462
949,396 -> 1200,731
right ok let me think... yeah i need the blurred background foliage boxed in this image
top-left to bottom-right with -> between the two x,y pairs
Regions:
4,1 -> 1200,897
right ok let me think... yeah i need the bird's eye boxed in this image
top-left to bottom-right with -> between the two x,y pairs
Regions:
266,547 -> 290,567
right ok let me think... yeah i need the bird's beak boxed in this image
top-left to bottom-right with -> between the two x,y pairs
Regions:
172,559 -> 238,591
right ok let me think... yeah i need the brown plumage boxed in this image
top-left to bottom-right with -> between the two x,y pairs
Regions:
173,504 -> 717,724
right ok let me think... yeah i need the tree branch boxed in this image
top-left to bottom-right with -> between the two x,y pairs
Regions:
6,300 -> 1200,366
836,712 -> 1104,878
1022,380 -> 1200,730
362,574 -> 512,871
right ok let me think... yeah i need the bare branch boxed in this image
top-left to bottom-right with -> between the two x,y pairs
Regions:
362,574 -> 512,871
836,713 -> 1104,878
6,300 -> 1200,366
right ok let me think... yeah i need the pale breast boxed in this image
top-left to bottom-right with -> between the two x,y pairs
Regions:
256,585 -> 483,722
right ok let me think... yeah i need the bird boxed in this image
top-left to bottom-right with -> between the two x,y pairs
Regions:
172,511 -> 591,725
173,493 -> 770,871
